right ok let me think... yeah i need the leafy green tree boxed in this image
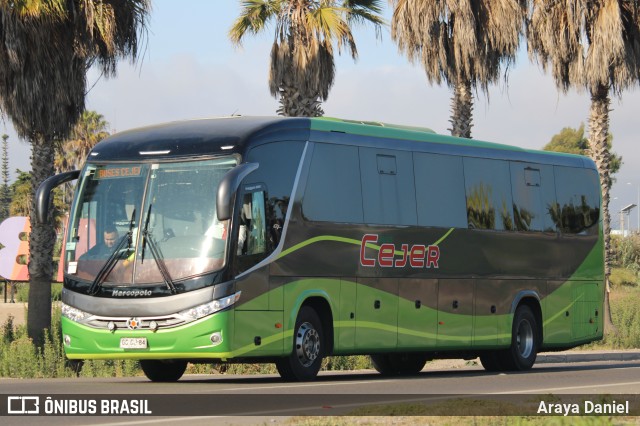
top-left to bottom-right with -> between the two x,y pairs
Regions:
0,0 -> 149,346
9,170 -> 33,217
528,1 -> 640,334
390,0 -> 526,138
229,0 -> 384,117
9,169 -> 65,236
544,124 -> 622,178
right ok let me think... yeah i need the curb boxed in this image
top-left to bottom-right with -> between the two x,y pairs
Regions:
537,351 -> 640,363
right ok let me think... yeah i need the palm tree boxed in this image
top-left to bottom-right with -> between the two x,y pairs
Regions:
390,0 -> 526,138
0,134 -> 10,222
55,110 -> 111,206
230,0 -> 384,117
528,1 -> 640,333
55,111 -> 110,173
0,0 -> 149,346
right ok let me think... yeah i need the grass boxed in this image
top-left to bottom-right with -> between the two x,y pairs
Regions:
287,394 -> 640,424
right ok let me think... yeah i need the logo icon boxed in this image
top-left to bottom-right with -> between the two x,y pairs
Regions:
127,318 -> 141,330
7,396 -> 40,414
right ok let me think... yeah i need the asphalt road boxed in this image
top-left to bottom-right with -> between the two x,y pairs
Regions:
1,360 -> 639,425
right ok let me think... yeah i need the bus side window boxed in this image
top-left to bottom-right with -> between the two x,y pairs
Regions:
238,190 -> 267,256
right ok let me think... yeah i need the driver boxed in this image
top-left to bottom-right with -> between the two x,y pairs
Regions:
80,225 -> 119,259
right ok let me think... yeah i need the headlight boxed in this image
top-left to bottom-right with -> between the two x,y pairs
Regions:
178,291 -> 241,321
61,303 -> 91,322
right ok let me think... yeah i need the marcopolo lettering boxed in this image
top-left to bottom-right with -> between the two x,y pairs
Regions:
112,289 -> 153,297
360,234 -> 440,269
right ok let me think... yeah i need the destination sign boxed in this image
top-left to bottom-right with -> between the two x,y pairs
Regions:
96,166 -> 142,179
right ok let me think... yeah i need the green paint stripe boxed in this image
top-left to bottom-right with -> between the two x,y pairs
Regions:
433,227 -> 455,246
335,320 -> 509,343
278,229 -> 455,260
278,236 -> 362,259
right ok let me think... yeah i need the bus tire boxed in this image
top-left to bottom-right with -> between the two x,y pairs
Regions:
140,359 -> 187,382
371,353 -> 427,375
391,353 -> 427,375
501,305 -> 538,371
479,352 -> 503,372
370,354 -> 395,375
276,306 -> 324,381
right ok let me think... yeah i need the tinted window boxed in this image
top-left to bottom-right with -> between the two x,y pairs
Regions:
553,166 -> 600,234
414,152 -> 467,228
302,143 -> 363,223
464,157 -> 514,231
510,162 -> 557,232
246,141 -> 304,246
360,148 -> 417,226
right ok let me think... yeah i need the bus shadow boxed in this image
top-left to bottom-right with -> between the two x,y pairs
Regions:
176,360 -> 640,385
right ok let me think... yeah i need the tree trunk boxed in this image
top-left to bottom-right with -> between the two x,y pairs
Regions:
449,79 -> 474,138
276,78 -> 324,117
27,136 -> 57,347
588,84 -> 616,335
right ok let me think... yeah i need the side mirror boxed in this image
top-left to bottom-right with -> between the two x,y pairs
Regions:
216,163 -> 258,221
35,170 -> 80,224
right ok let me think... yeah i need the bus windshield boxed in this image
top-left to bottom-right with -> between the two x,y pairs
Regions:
65,157 -> 237,285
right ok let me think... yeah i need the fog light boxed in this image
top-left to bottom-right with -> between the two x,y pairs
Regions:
107,321 -> 116,332
210,332 -> 222,346
64,334 -> 71,347
149,321 -> 158,331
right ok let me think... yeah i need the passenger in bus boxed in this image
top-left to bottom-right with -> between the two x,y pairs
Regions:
80,225 -> 120,259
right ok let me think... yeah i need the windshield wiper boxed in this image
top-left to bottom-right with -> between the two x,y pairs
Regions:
88,209 -> 136,295
141,203 -> 177,294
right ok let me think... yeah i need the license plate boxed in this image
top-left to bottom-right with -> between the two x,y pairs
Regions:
120,337 -> 147,349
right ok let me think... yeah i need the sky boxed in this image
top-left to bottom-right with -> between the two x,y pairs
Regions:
1,0 -> 640,231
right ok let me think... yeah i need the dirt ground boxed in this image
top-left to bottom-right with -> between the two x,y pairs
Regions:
0,302 -> 27,326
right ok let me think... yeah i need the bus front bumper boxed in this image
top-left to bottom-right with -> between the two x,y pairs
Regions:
61,310 -> 234,360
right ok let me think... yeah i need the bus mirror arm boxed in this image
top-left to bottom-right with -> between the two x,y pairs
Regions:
217,163 -> 259,221
35,170 -> 80,224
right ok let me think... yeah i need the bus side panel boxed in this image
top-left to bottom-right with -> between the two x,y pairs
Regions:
397,278 -> 438,350
355,278 -> 398,351
233,310 -> 284,356
544,280 -> 573,346
436,279 -> 473,349
335,278 -> 357,353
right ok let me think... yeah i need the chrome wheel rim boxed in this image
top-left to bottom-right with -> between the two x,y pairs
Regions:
516,319 -> 534,359
296,321 -> 320,367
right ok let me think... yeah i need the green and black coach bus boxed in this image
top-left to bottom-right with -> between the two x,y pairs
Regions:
36,116 -> 604,382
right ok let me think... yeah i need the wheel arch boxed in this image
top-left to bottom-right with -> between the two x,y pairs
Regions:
299,296 -> 334,356
511,291 -> 543,346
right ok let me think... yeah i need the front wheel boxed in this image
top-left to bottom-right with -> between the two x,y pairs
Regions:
276,306 -> 324,382
140,359 -> 187,382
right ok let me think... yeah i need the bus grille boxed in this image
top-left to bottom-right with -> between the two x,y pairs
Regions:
83,314 -> 187,330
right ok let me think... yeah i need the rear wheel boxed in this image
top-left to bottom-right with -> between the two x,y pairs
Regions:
479,352 -> 503,372
140,359 -> 187,382
370,354 -> 394,375
276,306 -> 324,381
371,353 -> 427,375
500,305 -> 539,371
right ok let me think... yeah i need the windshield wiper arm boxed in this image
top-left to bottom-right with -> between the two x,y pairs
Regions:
88,208 -> 136,295
141,204 -> 177,294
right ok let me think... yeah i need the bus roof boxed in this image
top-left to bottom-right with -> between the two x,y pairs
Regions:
89,116 -> 595,170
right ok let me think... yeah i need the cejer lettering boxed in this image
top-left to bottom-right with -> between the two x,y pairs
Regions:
360,234 -> 440,269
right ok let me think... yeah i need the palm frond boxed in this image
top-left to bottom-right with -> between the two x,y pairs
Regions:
229,0 -> 281,45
